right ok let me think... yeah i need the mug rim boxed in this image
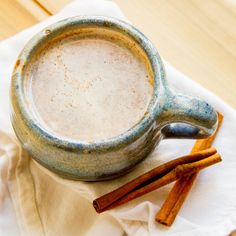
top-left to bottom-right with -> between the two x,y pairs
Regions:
11,16 -> 166,151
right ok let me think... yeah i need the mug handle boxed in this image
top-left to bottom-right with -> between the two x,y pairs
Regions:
159,92 -> 218,139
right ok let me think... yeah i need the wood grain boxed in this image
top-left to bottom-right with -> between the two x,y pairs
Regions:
0,0 -> 49,39
0,0 -> 235,108
36,0 -> 71,14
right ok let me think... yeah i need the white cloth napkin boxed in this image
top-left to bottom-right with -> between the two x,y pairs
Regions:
1,0 -> 236,235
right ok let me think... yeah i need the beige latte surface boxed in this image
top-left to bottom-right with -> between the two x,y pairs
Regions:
30,37 -> 153,141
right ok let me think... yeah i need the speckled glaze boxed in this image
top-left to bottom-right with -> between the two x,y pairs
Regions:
10,16 -> 217,181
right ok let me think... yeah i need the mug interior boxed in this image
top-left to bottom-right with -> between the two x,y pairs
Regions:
12,17 -> 164,149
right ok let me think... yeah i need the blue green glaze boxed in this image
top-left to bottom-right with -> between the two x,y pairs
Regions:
10,16 -> 217,180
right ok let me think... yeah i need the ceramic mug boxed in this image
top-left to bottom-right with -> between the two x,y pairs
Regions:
10,16 -> 217,181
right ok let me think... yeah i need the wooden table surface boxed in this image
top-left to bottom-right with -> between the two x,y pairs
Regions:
1,0 -> 236,108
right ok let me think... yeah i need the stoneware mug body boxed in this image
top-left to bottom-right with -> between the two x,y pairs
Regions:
11,16 -> 217,181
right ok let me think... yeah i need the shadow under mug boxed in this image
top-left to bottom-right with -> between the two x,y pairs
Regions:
10,16 -> 218,181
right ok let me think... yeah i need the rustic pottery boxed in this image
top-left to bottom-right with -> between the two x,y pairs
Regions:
10,16 -> 217,180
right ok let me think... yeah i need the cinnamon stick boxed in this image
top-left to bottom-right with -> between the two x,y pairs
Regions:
155,112 -> 223,226
93,147 -> 218,213
98,153 -> 221,212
